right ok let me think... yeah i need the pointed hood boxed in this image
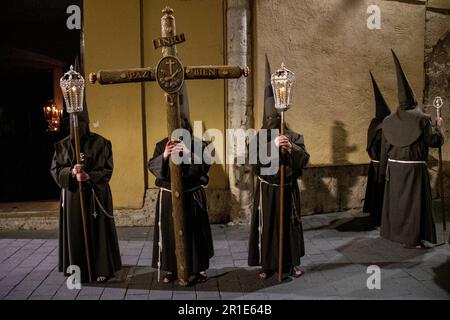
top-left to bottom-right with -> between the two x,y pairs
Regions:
370,72 -> 391,120
178,82 -> 192,133
381,50 -> 430,147
262,54 -> 279,129
367,72 -> 391,152
391,49 -> 417,110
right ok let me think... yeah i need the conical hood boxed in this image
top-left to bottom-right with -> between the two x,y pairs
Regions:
262,54 -> 279,129
391,49 -> 417,110
73,56 -> 90,125
370,72 -> 391,119
178,82 -> 192,133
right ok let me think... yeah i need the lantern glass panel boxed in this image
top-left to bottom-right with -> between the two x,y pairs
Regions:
271,63 -> 295,112
60,65 -> 84,114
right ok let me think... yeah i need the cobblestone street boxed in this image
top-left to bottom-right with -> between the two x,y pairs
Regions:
0,211 -> 449,300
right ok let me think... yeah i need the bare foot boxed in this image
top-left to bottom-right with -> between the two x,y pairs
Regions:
258,270 -> 274,280
291,267 -> 305,278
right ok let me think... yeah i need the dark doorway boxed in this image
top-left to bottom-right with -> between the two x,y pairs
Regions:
0,0 -> 82,202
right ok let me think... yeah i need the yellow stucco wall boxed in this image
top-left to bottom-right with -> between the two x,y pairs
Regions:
84,0 -> 226,208
84,0 -> 145,208
254,0 -> 425,166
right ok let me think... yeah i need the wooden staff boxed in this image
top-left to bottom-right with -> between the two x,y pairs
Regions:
160,8 -> 189,286
72,114 -> 93,282
278,111 -> 286,282
436,103 -> 447,232
438,147 -> 446,232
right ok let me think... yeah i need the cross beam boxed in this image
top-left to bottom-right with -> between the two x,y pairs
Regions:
89,65 -> 248,85
88,7 -> 249,286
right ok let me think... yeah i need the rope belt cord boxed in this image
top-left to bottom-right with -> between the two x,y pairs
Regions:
92,189 -> 115,219
371,160 -> 380,163
156,185 -> 206,282
258,181 -> 263,265
385,159 -> 427,182
158,190 -> 163,282
388,159 -> 427,164
257,176 -> 299,265
257,176 -> 291,187
257,177 -> 281,262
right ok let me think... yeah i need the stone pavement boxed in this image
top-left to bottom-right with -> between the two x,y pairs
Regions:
0,210 -> 449,300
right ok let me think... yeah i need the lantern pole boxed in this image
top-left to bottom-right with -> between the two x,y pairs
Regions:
271,63 -> 295,283
434,97 -> 446,234
278,109 -> 286,282
60,66 -> 93,283
72,113 -> 93,282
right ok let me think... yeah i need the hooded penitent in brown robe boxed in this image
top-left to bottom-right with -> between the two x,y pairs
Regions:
248,56 -> 309,275
380,50 -> 444,247
147,84 -> 213,280
51,61 -> 121,282
363,73 -> 391,226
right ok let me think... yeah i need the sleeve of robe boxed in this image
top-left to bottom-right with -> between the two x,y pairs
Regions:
249,135 -> 277,176
50,151 -> 77,192
148,141 -> 169,180
249,134 -> 261,175
147,140 -> 210,181
287,134 -> 310,171
250,133 -> 309,176
379,133 -> 390,179
423,119 -> 444,148
88,140 -> 113,187
185,141 -> 211,179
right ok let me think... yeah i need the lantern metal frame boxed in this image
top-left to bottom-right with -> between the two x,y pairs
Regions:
60,65 -> 85,114
271,62 -> 295,112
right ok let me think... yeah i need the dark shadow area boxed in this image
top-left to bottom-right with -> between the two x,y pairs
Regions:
333,216 -> 378,232
332,120 -> 358,211
335,237 -> 428,266
88,265 -> 292,293
303,211 -> 377,232
300,120 -> 363,215
428,156 -> 450,228
0,0 -> 81,202
433,260 -> 450,294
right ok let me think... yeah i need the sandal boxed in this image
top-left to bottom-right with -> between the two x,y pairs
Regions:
291,266 -> 304,278
162,272 -> 176,284
258,270 -> 274,280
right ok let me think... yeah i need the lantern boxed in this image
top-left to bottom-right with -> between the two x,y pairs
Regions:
42,100 -> 63,132
269,62 -> 296,282
271,62 -> 295,112
60,65 -> 84,114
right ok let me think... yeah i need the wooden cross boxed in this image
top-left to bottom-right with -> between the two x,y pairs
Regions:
89,6 -> 249,286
